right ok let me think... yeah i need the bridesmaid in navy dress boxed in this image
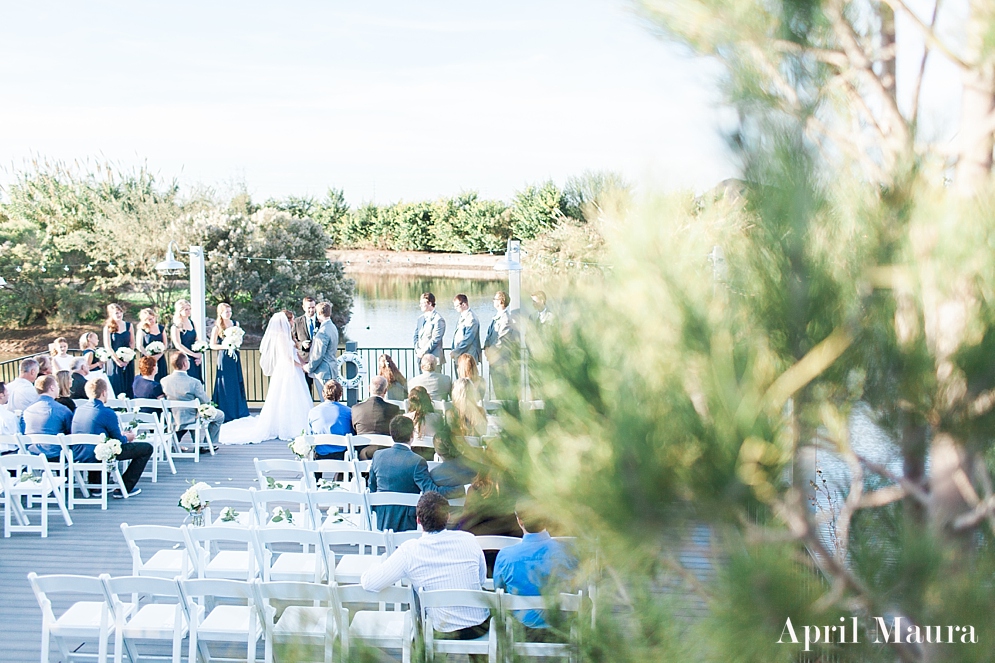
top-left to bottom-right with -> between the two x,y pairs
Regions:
103,303 -> 135,398
136,308 -> 169,382
210,303 -> 249,422
170,299 -> 204,384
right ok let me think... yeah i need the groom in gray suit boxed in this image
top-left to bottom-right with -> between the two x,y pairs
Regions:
306,302 -> 339,386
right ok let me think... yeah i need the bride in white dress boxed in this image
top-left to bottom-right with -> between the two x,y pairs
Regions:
220,311 -> 311,444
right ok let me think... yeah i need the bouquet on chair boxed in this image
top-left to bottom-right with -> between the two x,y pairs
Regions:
197,403 -> 219,421
94,439 -> 122,465
270,507 -> 294,525
288,435 -> 313,460
115,347 -> 136,363
221,326 -> 245,358
144,341 -> 165,355
179,480 -> 211,513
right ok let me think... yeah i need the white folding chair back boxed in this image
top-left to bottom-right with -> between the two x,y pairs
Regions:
253,527 -> 326,582
163,399 -> 214,462
182,524 -> 259,580
105,398 -> 129,410
308,434 -> 350,460
199,486 -> 257,527
308,490 -> 370,531
0,453 -> 72,537
67,433 -> 127,510
101,574 -> 189,663
252,488 -> 314,529
120,409 -> 174,482
179,577 -> 261,663
29,572 -> 117,663
474,536 -> 523,589
320,530 -> 389,584
253,580 -> 336,663
0,433 -> 24,454
305,459 -> 361,493
120,523 -> 193,579
253,457 -> 308,492
333,583 -> 414,663
366,491 -> 421,531
418,588 -> 499,662
388,529 -> 422,552
431,399 -> 449,413
24,433 -> 73,503
356,433 -> 393,449
502,591 -> 583,660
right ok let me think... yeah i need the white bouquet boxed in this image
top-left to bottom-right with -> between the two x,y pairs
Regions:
220,506 -> 239,523
221,326 -> 245,358
94,439 -> 123,463
94,347 -> 113,363
289,436 -> 313,459
198,403 -> 219,421
145,341 -> 165,355
179,481 -> 211,512
270,507 -> 294,524
116,347 -> 136,363
192,340 -> 209,353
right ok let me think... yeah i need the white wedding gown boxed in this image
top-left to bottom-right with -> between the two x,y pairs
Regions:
220,313 -> 311,444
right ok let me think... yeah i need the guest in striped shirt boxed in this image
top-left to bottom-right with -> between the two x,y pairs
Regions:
361,492 -> 490,658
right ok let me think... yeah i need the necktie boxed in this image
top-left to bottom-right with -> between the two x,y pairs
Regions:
308,318 -> 314,338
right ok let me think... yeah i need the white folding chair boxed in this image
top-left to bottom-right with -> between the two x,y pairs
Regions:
419,588 -> 499,663
0,433 -> 24,454
475,535 -> 523,589
105,398 -> 130,410
306,433 -> 351,464
319,530 -> 389,584
308,490 -> 370,531
0,453 -> 72,537
119,408 -> 175,482
24,433 -> 74,506
29,572 -> 120,663
305,458 -> 361,493
179,577 -> 261,663
333,583 -> 415,663
163,399 -> 215,462
199,486 -> 257,527
431,399 -> 449,413
101,574 -> 191,663
120,523 -> 194,579
502,591 -> 584,660
252,488 -> 314,529
366,491 -> 421,532
253,457 -> 308,492
388,529 -> 422,552
183,524 -> 259,580
68,433 -> 128,510
254,527 -> 326,582
254,580 -> 336,663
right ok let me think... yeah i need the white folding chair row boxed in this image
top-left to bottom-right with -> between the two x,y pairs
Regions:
0,432 -> 27,454
162,399 -> 216,463
198,485 -> 365,530
117,408 -> 175,482
0,453 -> 73,537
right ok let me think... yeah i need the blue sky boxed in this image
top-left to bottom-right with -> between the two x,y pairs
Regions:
0,1 -> 737,204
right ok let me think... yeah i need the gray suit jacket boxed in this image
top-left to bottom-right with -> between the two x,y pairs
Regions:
368,444 -> 440,531
307,319 -> 339,385
413,312 -> 446,361
161,370 -> 210,428
407,371 -> 452,401
451,309 -> 481,362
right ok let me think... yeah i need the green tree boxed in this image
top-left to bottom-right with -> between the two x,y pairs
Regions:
509,180 -> 566,239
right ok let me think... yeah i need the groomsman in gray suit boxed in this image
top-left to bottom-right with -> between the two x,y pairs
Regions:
413,292 -> 446,371
450,293 -> 481,363
306,302 -> 339,386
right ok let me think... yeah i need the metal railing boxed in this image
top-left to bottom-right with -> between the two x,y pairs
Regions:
0,347 -> 471,406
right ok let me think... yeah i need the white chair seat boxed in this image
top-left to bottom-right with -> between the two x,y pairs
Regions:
53,601 -> 112,635
274,606 -> 332,638
320,512 -> 366,530
141,550 -> 188,578
435,634 -> 491,652
198,605 -> 257,639
205,551 -> 252,577
211,513 -> 253,527
270,552 -> 324,581
123,603 -> 193,638
335,554 -> 384,583
350,611 -> 407,639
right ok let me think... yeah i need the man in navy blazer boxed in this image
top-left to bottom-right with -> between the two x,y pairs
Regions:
71,378 -> 154,497
367,415 -> 443,532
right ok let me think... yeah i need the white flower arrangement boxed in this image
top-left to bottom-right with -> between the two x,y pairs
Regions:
198,403 -> 219,421
220,506 -> 239,523
145,341 -> 165,355
94,347 -> 113,362
221,326 -> 245,358
19,471 -> 41,484
288,436 -> 313,459
116,347 -> 136,363
179,481 -> 211,513
270,507 -> 294,524
192,340 -> 210,353
94,439 -> 123,463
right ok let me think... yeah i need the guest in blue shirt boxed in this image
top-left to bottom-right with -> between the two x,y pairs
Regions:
71,378 -> 154,497
24,375 -> 74,458
493,507 -> 577,633
307,380 -> 352,460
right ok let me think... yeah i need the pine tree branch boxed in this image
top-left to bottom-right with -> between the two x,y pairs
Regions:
910,0 -> 943,128
881,0 -> 971,71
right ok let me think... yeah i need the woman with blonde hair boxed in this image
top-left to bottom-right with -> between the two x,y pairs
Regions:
170,299 -> 204,383
103,302 -> 136,397
54,370 -> 76,412
378,353 -> 407,401
449,377 -> 487,437
456,353 -> 486,398
50,337 -> 75,372
136,308 -> 168,383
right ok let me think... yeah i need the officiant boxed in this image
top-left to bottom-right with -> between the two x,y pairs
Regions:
292,296 -> 319,400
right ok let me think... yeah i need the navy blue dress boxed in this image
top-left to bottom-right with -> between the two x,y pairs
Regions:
141,325 -> 168,382
175,325 -> 203,383
213,322 -> 249,422
106,321 -> 135,398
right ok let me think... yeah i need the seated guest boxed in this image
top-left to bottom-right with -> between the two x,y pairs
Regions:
453,465 -> 523,574
494,505 -> 578,635
161,351 -> 224,451
24,375 -> 74,458
457,353 -> 486,400
69,358 -> 90,400
0,383 -> 20,451
367,416 -> 444,531
378,353 -> 408,401
407,354 -> 452,401
307,380 -> 352,461
132,356 -> 165,403
6,358 -> 41,413
430,435 -> 477,490
405,386 -> 443,440
362,492 -> 490,652
35,354 -> 53,377
448,378 -> 487,438
54,371 -> 77,413
352,376 -> 401,459
72,378 -> 154,498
